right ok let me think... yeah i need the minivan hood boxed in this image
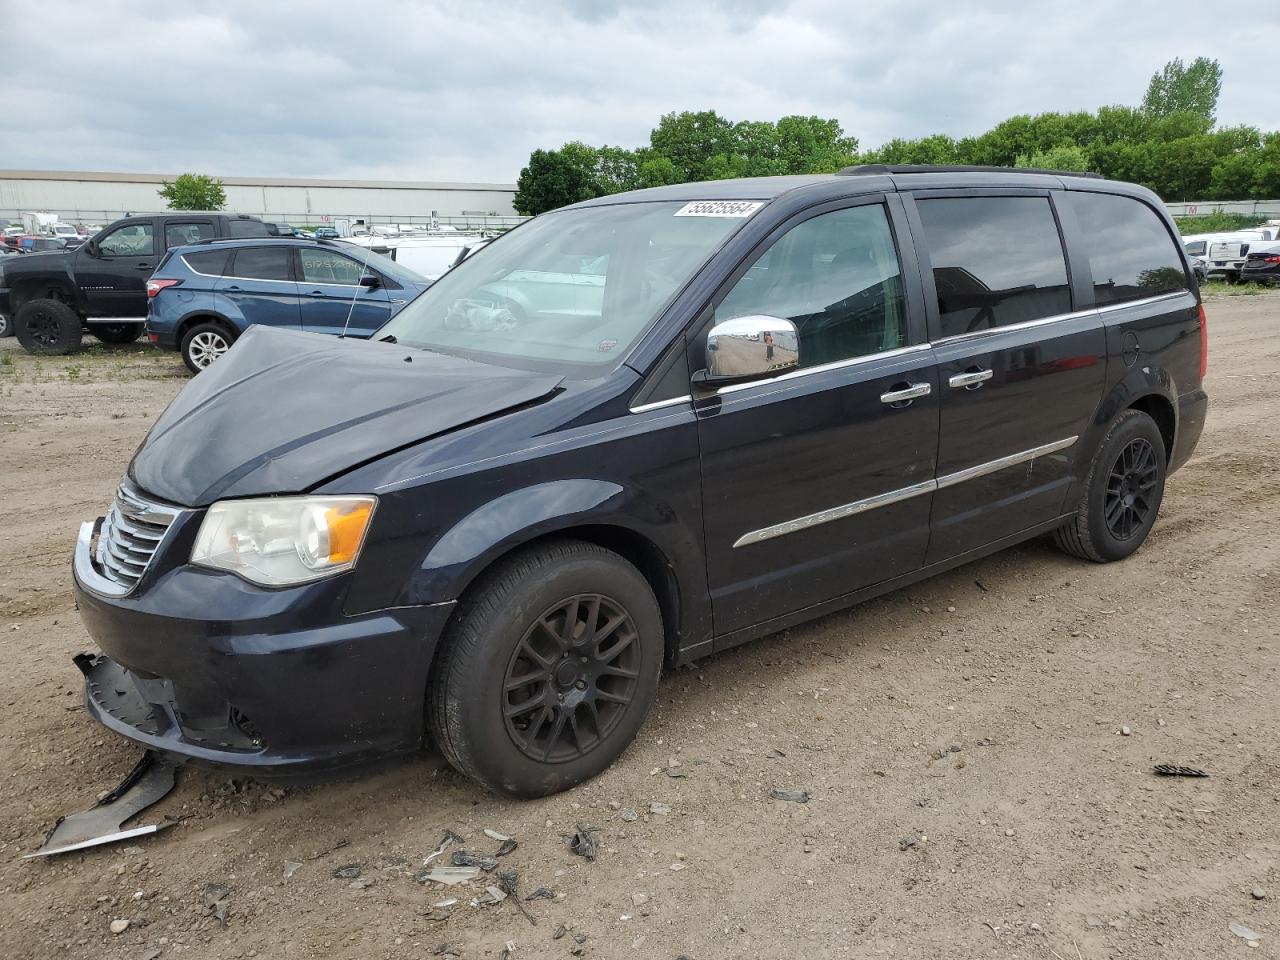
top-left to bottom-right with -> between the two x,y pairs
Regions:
130,326 -> 563,506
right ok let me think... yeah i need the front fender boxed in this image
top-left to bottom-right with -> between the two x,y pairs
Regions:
411,479 -> 632,602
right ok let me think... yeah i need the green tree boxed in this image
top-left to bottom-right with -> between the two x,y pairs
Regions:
157,173 -> 226,210
1141,57 -> 1223,123
648,110 -> 738,182
1014,144 -> 1092,172
512,144 -> 600,215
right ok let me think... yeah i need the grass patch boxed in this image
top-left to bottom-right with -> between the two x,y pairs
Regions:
1176,213 -> 1273,234
1200,280 -> 1276,297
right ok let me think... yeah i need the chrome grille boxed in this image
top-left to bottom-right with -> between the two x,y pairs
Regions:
91,483 -> 182,594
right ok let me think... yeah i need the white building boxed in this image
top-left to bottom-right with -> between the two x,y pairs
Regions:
0,169 -> 521,229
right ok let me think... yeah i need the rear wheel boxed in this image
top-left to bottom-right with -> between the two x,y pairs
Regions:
93,322 -> 144,345
180,322 -> 234,374
1053,409 -> 1166,562
428,540 -> 663,797
15,299 -> 83,355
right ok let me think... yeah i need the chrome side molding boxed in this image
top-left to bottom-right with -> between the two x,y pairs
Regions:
733,435 -> 1078,548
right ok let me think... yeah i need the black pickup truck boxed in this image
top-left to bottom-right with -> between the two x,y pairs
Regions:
0,212 -> 269,353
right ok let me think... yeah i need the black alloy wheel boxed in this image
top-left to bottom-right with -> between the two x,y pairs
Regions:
1104,437 -> 1159,540
502,593 -> 641,763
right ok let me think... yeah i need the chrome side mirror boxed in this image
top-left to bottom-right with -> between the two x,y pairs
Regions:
698,315 -> 799,386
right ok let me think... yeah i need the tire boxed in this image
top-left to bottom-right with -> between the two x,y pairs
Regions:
0,313 -> 11,338
1053,409 -> 1167,563
180,322 -> 235,374
428,540 -> 663,797
93,322 -> 143,345
15,299 -> 83,356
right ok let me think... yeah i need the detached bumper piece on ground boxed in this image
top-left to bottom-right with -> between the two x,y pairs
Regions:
25,749 -> 181,858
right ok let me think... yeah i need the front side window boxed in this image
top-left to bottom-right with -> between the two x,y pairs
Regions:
165,221 -> 216,249
229,246 -> 292,281
97,222 -> 155,257
916,196 -> 1071,337
376,201 -> 751,375
1071,192 -> 1189,305
299,248 -> 367,285
714,204 -> 906,367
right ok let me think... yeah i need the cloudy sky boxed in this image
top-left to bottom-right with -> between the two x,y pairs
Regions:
2,0 -> 1276,185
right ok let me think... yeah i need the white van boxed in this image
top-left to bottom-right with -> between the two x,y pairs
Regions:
340,234 -> 491,282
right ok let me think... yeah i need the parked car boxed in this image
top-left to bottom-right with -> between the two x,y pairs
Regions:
1190,257 -> 1207,284
1183,227 -> 1279,282
0,212 -> 271,355
313,227 -> 339,240
70,166 -> 1207,796
263,222 -> 294,237
144,237 -> 431,373
49,222 -> 85,249
1240,248 -> 1280,284
11,235 -> 67,253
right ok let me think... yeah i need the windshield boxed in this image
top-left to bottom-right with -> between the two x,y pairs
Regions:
375,201 -> 753,375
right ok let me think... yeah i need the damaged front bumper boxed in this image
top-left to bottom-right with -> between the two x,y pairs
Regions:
72,514 -> 456,774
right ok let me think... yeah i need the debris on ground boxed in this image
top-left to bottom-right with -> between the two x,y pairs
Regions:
524,887 -> 556,901
499,868 -> 538,925
899,834 -> 920,851
348,877 -> 374,890
496,838 -> 518,857
1252,887 -> 1268,900
1153,764 -> 1209,777
25,750 -> 181,858
621,807 -> 639,822
423,830 -> 463,866
432,944 -> 460,958
484,828 -> 512,842
418,866 -> 482,886
482,885 -> 508,904
1229,920 -> 1261,944
452,850 -> 499,871
649,802 -> 671,816
769,788 -> 810,803
499,939 -> 517,960
200,883 -> 231,927
332,864 -> 362,880
554,924 -> 568,939
108,918 -> 130,935
283,860 -> 303,880
564,823 -> 599,861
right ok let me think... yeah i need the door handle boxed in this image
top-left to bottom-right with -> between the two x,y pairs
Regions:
880,382 -> 931,405
948,368 -> 993,390
225,285 -> 242,292
135,263 -> 153,270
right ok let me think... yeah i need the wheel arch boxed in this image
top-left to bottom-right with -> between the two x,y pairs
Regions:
10,276 -> 80,314
413,480 -> 693,665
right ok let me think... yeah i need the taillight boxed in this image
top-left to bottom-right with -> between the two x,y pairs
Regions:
1264,255 -> 1280,264
1198,303 -> 1208,380
145,278 -> 181,297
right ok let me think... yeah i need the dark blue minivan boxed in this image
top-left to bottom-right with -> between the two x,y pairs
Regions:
145,237 -> 430,373
74,167 -> 1207,797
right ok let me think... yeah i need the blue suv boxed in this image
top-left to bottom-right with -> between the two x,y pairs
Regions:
145,238 -> 431,373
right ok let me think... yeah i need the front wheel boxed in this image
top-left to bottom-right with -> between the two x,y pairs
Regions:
15,299 -> 83,355
180,322 -> 235,374
428,540 -> 663,797
1053,409 -> 1167,562
93,322 -> 144,345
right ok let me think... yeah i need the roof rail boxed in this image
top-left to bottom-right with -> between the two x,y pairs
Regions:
836,163 -> 1104,180
188,235 -> 333,246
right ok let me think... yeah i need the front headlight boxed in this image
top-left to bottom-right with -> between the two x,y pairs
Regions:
191,496 -> 376,586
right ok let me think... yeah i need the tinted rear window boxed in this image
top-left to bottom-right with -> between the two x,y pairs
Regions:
227,219 -> 271,238
182,249 -> 230,276
229,247 -> 292,281
1070,192 -> 1188,306
916,196 -> 1071,338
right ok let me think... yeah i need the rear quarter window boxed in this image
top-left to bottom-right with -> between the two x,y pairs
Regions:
182,249 -> 230,276
1070,193 -> 1188,306
227,219 -> 271,239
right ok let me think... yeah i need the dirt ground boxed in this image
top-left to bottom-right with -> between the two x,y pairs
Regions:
0,294 -> 1276,960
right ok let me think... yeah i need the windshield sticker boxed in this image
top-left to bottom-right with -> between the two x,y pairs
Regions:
674,200 -> 765,219
597,339 -> 618,352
